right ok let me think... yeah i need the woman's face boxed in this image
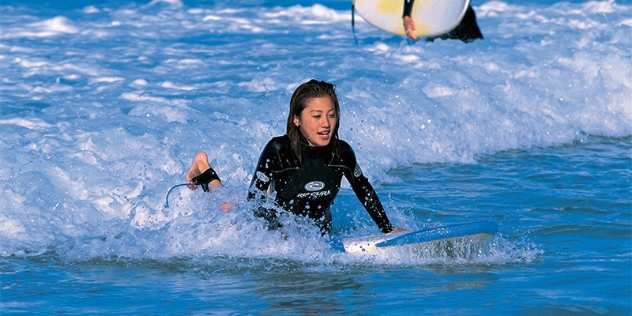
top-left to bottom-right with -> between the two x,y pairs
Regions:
293,96 -> 338,147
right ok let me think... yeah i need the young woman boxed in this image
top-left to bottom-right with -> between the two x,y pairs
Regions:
186,80 -> 404,235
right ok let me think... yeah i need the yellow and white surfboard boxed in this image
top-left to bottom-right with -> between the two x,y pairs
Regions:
353,0 -> 470,37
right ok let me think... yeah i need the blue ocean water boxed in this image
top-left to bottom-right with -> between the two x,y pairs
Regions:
1,0 -> 630,314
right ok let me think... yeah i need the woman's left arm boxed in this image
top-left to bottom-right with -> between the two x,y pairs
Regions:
339,142 -> 394,233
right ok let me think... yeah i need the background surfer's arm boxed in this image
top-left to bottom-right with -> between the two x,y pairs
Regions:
402,0 -> 418,40
403,0 -> 414,17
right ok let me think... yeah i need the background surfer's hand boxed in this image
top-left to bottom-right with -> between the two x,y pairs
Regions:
403,16 -> 418,40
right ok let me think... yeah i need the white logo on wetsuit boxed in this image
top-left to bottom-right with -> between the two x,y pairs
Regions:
304,181 -> 325,191
354,165 -> 362,178
296,190 -> 331,198
256,171 -> 269,182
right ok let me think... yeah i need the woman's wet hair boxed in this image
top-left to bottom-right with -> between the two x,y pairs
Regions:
286,79 -> 340,164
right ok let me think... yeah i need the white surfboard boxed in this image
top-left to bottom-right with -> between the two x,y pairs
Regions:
353,0 -> 470,38
341,221 -> 497,253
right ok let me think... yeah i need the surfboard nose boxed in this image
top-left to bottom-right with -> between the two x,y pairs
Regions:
340,221 -> 498,253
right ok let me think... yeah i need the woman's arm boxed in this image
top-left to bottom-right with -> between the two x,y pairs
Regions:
339,142 -> 394,233
247,137 -> 285,230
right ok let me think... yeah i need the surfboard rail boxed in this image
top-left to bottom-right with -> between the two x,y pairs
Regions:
341,221 -> 498,253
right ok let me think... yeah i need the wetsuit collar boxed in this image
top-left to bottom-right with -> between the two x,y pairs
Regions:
299,134 -> 333,159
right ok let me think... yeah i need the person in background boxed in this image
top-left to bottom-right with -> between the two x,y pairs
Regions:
186,79 -> 406,236
402,0 -> 483,43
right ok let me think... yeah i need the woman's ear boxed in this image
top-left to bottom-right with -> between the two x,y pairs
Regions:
293,115 -> 300,127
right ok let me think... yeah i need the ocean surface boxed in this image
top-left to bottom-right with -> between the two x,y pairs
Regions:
1,0 -> 630,314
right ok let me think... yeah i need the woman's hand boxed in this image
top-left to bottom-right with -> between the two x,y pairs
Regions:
390,227 -> 409,234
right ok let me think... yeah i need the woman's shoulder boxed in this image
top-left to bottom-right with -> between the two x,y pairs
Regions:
337,139 -> 354,153
267,135 -> 290,146
262,135 -> 291,153
336,139 -> 357,162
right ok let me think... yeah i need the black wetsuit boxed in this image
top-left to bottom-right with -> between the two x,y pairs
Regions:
247,135 -> 393,234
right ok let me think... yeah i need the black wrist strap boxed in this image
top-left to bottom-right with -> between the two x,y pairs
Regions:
402,0 -> 414,17
191,168 -> 221,192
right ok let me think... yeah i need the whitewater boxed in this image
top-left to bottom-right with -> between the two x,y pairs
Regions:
1,0 -> 630,314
